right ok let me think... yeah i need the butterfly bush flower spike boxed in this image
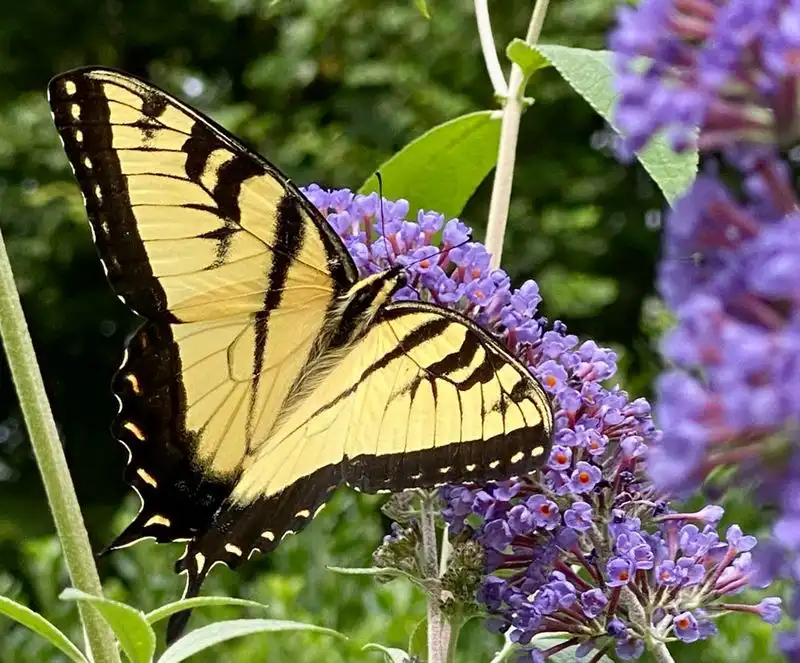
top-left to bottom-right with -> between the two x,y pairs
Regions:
611,0 -> 798,653
301,185 -> 780,661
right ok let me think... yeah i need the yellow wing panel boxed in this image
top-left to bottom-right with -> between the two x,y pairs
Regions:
230,302 -> 553,505
48,67 -> 358,323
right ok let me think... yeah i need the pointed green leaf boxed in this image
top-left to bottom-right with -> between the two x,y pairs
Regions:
407,617 -> 427,659
145,596 -> 269,625
60,588 -> 155,663
413,0 -> 431,19
157,619 -> 346,663
326,565 -> 425,589
530,634 -> 613,663
506,39 -> 550,82
514,41 -> 697,203
363,643 -> 412,663
358,111 -> 502,218
0,596 -> 87,663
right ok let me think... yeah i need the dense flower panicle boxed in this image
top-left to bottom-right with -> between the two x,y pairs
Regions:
611,0 -> 798,654
301,185 -> 781,660
610,0 -> 800,161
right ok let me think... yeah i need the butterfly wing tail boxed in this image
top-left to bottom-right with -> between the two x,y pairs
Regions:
166,550 -> 209,644
167,606 -> 194,645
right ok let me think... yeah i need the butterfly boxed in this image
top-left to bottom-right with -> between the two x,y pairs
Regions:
48,67 -> 554,640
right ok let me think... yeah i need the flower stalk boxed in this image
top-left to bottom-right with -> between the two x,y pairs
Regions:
0,229 -> 121,663
649,641 -> 677,663
485,0 -> 551,269
419,490 -> 448,663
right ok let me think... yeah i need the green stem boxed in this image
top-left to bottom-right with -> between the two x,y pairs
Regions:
474,0 -> 509,98
0,230 -> 121,663
488,634 -> 518,663
485,0 -> 551,269
445,616 -> 463,663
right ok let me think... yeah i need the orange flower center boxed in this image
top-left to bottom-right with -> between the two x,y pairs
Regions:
555,452 -> 568,464
471,268 -> 481,278
619,570 -> 629,581
579,472 -> 590,483
545,376 -> 557,387
676,617 -> 690,629
540,505 -> 551,515
420,259 -> 430,268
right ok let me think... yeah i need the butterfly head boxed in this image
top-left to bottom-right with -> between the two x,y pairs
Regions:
335,268 -> 406,344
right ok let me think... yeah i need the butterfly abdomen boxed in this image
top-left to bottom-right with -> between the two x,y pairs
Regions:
271,268 -> 406,431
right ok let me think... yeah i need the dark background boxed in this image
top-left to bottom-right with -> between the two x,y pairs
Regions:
0,0 -> 779,661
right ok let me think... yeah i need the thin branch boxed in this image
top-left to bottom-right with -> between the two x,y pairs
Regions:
420,492 -> 447,663
489,632 -> 518,663
485,0 -> 551,269
0,230 -> 121,663
474,0 -> 509,98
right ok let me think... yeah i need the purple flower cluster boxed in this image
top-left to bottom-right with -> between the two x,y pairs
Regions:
302,183 -> 544,347
441,348 -> 775,660
611,0 -> 800,160
301,184 -> 780,660
611,0 -> 800,655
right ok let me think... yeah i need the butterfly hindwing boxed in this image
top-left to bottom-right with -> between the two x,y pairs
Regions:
171,302 -> 552,595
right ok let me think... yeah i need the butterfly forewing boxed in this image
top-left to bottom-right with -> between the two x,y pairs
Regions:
174,302 -> 552,599
48,67 -> 357,322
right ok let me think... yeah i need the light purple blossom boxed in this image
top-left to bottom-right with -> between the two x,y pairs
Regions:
564,501 -> 592,532
673,611 -> 700,643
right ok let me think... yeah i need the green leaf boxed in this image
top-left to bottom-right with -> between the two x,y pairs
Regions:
407,617 -> 427,659
523,42 -> 697,203
145,596 -> 269,625
363,642 -> 412,663
358,111 -> 502,219
413,0 -> 431,19
506,38 -> 550,83
531,634 -> 613,663
0,595 -> 87,663
157,619 -> 346,663
326,565 -> 425,589
60,588 -> 155,663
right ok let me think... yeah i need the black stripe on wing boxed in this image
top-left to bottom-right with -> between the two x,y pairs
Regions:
245,195 -> 307,442
49,70 -> 176,321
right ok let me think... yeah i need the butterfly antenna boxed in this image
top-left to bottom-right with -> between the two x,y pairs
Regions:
403,235 -> 472,269
376,172 -> 393,270
374,173 -> 425,299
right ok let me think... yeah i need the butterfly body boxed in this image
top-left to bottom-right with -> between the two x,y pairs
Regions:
48,67 -> 553,639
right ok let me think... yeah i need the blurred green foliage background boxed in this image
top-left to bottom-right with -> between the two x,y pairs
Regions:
0,0 -> 782,661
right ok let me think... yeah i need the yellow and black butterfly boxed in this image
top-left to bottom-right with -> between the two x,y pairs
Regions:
48,67 -> 553,639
